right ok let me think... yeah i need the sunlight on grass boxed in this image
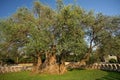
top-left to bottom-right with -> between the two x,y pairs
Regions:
0,70 -> 120,80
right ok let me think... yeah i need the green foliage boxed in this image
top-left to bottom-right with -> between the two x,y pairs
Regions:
97,16 -> 120,56
87,55 -> 98,64
55,5 -> 87,55
63,53 -> 85,62
19,57 -> 34,63
0,1 -> 120,64
109,58 -> 117,63
0,58 -> 15,65
56,0 -> 64,13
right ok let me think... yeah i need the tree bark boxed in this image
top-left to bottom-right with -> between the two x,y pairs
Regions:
32,49 -> 67,74
32,50 -> 42,73
79,39 -> 93,66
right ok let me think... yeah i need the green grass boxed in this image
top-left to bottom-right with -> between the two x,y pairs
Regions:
0,70 -> 120,80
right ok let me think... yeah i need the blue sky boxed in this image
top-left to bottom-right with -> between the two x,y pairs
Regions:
0,0 -> 120,18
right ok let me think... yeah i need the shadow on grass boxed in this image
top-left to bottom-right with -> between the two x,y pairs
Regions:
68,69 -> 120,80
67,68 -> 85,71
96,70 -> 120,80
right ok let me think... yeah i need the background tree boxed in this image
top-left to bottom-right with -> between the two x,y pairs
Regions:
81,12 -> 115,64
96,16 -> 120,62
0,7 -> 33,64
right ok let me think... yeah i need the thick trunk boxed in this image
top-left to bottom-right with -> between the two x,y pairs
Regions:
36,54 -> 42,70
32,51 -> 42,73
59,61 -> 67,74
32,49 -> 67,74
41,52 -> 67,74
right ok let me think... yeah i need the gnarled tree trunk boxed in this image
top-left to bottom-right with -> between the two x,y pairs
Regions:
32,49 -> 67,74
32,50 -> 42,73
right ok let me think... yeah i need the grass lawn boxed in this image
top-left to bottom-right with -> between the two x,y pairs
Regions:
0,70 -> 120,80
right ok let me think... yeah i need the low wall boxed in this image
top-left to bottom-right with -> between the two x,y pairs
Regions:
1,63 -> 120,73
65,62 -> 120,72
0,64 -> 33,74
88,63 -> 120,72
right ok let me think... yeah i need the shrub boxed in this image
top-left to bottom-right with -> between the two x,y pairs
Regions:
1,58 -> 15,65
19,57 -> 34,63
109,58 -> 117,63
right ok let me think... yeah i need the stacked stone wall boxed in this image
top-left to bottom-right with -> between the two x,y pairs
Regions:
0,64 -> 33,74
88,63 -> 120,72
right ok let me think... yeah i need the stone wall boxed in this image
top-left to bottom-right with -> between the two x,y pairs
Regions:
65,62 -> 120,72
1,63 -> 120,73
88,63 -> 120,72
0,64 -> 33,74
